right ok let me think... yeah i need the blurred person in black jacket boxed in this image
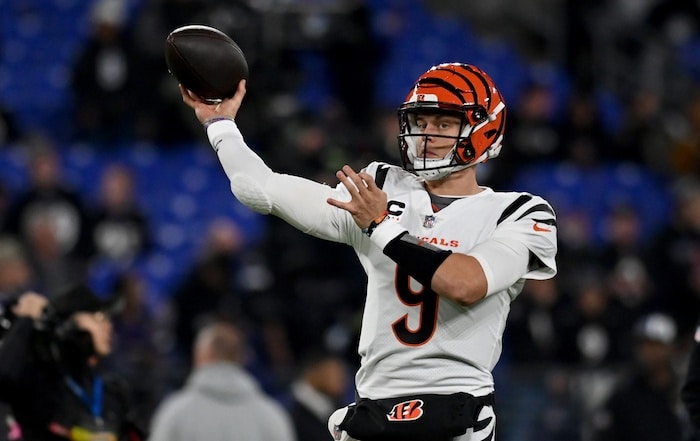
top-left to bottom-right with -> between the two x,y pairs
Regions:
169,218 -> 248,376
591,313 -> 684,441
649,177 -> 700,338
682,316 -> 700,438
0,285 -> 144,441
70,0 -> 143,145
287,350 -> 349,441
0,236 -> 35,441
89,163 -> 151,269
4,144 -> 93,295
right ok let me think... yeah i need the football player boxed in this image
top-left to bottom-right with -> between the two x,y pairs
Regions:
179,63 -> 558,441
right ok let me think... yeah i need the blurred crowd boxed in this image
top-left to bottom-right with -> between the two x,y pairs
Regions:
1,0 -> 700,439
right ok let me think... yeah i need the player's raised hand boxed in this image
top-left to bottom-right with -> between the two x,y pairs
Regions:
328,165 -> 388,229
180,79 -> 246,124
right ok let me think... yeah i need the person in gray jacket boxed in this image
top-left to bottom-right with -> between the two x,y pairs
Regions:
148,319 -> 296,441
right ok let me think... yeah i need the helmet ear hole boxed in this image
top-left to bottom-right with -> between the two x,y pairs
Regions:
456,142 -> 475,163
469,106 -> 488,125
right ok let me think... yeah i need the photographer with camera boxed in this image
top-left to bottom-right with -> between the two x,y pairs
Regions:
0,285 -> 144,441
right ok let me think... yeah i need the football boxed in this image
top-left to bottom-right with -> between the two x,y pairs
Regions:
165,24 -> 249,103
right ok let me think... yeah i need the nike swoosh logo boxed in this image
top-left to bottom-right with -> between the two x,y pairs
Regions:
473,416 -> 492,432
533,222 -> 551,232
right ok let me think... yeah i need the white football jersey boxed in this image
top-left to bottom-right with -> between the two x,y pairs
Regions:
209,122 -> 557,401
328,162 -> 558,399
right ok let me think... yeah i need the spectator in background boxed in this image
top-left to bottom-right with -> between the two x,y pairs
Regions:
558,88 -> 611,166
168,218 -> 249,379
287,350 -> 349,441
70,0 -> 145,145
528,369 -> 583,441
647,0 -> 700,40
25,212 -> 90,301
599,205 -> 657,336
649,176 -> 700,338
557,271 -> 626,367
167,217 -> 292,396
490,80 -> 561,188
682,315 -> 700,437
90,163 -> 151,268
0,236 -> 34,301
4,144 -> 93,295
0,285 -> 144,441
0,235 -> 34,441
591,313 -> 684,441
614,91 -> 670,170
148,319 -> 296,441
504,278 -> 568,365
323,0 -> 384,130
107,272 -> 164,431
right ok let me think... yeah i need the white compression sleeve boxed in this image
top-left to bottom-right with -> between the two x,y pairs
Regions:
207,120 -> 349,243
469,238 -> 530,296
208,119 -> 274,214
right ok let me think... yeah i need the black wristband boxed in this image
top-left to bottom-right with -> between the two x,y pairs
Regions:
383,232 -> 452,287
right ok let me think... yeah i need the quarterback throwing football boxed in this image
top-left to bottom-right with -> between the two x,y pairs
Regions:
180,63 -> 558,441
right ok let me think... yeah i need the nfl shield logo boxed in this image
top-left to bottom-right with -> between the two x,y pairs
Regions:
423,215 -> 436,228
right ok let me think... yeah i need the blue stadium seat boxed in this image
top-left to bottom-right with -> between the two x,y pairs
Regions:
512,162 -> 672,246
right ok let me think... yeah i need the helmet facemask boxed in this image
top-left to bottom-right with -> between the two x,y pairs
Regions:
398,109 -> 474,180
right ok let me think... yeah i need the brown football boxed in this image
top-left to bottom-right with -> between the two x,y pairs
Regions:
165,24 -> 248,102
